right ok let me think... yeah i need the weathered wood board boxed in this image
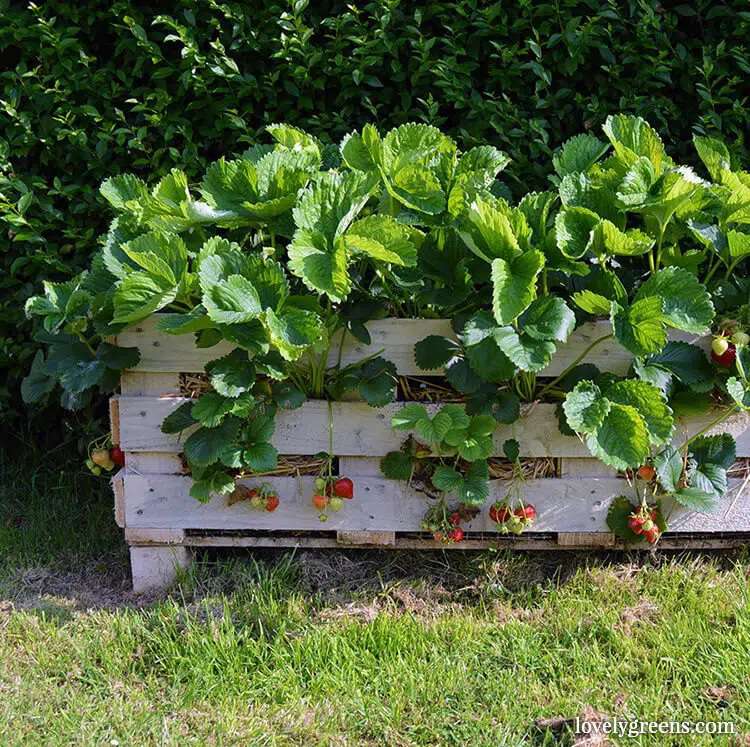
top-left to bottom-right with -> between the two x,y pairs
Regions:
115,315 -> 709,377
111,313 -> 743,591
122,473 -> 750,533
114,396 -> 750,457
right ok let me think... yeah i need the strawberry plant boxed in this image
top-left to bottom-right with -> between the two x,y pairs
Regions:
21,114 -> 750,534
487,439 -> 537,534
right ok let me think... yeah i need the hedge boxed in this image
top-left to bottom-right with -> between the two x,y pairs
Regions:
2,0 -> 749,429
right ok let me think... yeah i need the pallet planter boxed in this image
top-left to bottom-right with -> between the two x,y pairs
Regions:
110,314 -> 750,591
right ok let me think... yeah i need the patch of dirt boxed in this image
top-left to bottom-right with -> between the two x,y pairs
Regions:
535,705 -> 614,746
704,685 -> 735,708
616,599 -> 659,633
0,555 -> 157,616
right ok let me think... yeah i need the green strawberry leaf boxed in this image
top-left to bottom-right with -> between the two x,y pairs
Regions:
380,451 -> 414,480
611,297 -> 667,357
458,460 -> 490,506
357,357 -> 397,407
693,135 -> 731,181
161,401 -> 197,434
563,381 -> 610,433
344,214 -> 420,266
690,434 -> 736,471
206,349 -> 256,398
189,470 -> 236,503
494,327 -> 556,373
191,392 -> 235,428
553,134 -> 609,177
184,418 -> 241,466
21,351 -> 56,404
672,487 -> 716,511
554,206 -> 599,259
457,194 -> 521,263
491,250 -> 545,325
414,335 -> 459,370
520,297 -> 576,342
641,342 -> 714,390
243,442 -> 279,472
392,404 -> 430,431
585,403 -> 650,470
727,377 -> 750,409
634,267 -> 714,334
113,272 -> 177,324
654,446 -> 683,494
604,379 -> 674,445
432,465 -> 464,493
265,308 -> 325,361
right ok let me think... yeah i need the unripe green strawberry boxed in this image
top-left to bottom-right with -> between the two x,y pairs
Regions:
328,496 -> 344,512
731,331 -> 750,346
314,477 -> 327,492
712,337 -> 729,356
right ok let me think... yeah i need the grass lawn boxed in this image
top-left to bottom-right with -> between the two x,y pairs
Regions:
1,451 -> 749,746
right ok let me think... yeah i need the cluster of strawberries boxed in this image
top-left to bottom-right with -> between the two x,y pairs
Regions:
422,503 -> 478,543
229,483 -> 280,511
627,505 -> 661,544
711,328 -> 748,368
488,502 -> 537,534
87,445 -> 125,475
311,477 -> 354,520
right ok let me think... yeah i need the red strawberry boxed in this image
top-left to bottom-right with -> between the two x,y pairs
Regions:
333,477 -> 354,499
644,527 -> 660,544
448,527 -> 464,542
637,465 -> 655,482
109,446 -> 125,467
628,516 -> 645,535
265,495 -> 279,512
449,511 -> 461,526
312,494 -> 328,510
514,505 -> 536,522
489,504 -> 511,523
711,341 -> 736,368
521,504 -> 536,521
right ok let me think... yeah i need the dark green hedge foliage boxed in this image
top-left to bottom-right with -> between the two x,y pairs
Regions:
2,0 -> 750,426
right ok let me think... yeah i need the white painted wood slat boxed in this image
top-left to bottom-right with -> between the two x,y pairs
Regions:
115,396 -> 750,457
115,314 -> 709,377
122,473 -> 750,533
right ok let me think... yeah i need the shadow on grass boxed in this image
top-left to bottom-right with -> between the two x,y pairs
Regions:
1,446 -> 747,624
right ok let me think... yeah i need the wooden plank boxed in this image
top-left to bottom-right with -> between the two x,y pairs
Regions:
120,372 -> 180,396
109,397 -> 120,446
337,530 -> 396,546
125,528 -> 186,544
116,314 -> 709,377
557,532 -> 615,547
559,458 -> 618,478
125,452 -> 185,475
117,397 -> 591,456
121,474 -> 750,533
122,533 -> 750,551
338,457 -> 383,477
112,472 -> 125,528
116,396 -> 750,458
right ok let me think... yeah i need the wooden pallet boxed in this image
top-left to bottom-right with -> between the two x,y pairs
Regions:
110,315 -> 750,591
